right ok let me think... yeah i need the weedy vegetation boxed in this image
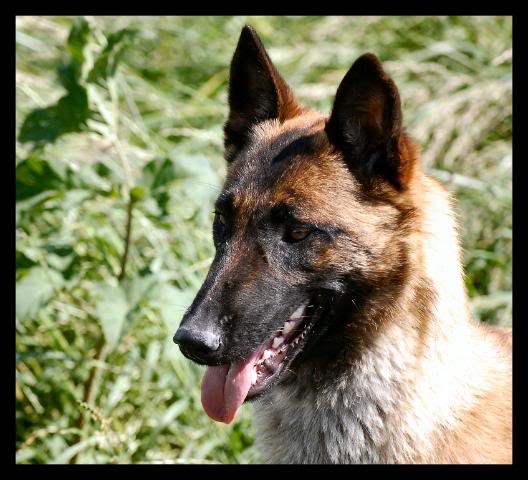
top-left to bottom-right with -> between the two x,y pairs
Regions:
15,16 -> 511,464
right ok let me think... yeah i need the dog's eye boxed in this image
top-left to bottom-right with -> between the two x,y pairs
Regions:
214,210 -> 226,226
286,227 -> 311,242
213,211 -> 228,247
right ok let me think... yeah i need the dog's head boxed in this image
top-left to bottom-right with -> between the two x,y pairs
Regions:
173,26 -> 421,423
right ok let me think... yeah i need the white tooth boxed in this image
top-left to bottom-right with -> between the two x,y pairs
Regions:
262,350 -> 273,360
272,336 -> 284,349
283,321 -> 295,335
290,304 -> 306,321
251,369 -> 258,385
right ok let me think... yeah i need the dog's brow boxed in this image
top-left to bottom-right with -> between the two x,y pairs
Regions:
272,134 -> 317,164
215,193 -> 234,212
269,202 -> 310,224
270,202 -> 345,236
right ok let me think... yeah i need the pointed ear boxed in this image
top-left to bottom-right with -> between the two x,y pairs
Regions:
224,25 -> 302,162
325,53 -> 413,190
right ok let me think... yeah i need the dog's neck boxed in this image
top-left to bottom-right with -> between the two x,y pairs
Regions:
254,174 -> 500,463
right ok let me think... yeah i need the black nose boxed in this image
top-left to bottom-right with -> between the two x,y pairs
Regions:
173,327 -> 221,357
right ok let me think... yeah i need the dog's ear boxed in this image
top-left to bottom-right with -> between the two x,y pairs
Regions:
325,53 -> 414,190
224,25 -> 303,162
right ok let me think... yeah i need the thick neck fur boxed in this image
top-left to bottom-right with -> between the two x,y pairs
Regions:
253,173 -> 512,464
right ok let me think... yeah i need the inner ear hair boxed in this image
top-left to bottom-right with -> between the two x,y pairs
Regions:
325,53 -> 412,190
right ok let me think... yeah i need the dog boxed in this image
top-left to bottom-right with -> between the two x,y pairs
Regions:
173,25 -> 512,464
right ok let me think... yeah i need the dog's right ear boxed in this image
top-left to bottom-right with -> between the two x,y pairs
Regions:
224,25 -> 302,162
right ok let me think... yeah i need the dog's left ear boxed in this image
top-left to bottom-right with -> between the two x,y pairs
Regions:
325,53 -> 414,190
224,25 -> 303,162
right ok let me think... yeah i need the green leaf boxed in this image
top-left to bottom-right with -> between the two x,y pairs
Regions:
160,398 -> 188,426
16,249 -> 38,270
66,164 -> 111,192
122,274 -> 158,308
15,447 -> 37,463
94,283 -> 130,350
172,154 -> 221,221
16,191 -> 63,222
16,156 -> 66,201
141,157 -> 179,191
87,28 -> 137,84
150,283 -> 195,333
67,17 -> 91,73
18,18 -> 93,147
140,157 -> 181,215
50,436 -> 101,464
16,156 -> 106,208
42,244 -> 75,272
105,375 -> 131,412
16,267 -> 63,321
18,84 -> 89,146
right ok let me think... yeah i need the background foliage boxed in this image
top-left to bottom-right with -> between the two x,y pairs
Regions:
16,16 -> 512,464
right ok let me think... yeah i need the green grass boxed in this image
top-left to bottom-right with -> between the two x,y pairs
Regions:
15,16 -> 512,464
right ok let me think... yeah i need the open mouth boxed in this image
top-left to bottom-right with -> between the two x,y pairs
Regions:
200,300 -> 321,424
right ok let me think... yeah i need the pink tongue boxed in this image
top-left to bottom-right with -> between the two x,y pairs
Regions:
201,347 -> 265,424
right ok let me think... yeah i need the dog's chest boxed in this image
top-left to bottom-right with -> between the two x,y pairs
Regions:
254,393 -> 365,462
253,381 -> 388,463
252,329 -> 422,464
251,361 -> 421,465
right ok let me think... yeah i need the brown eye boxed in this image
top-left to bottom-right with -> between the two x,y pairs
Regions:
214,210 -> 226,225
288,227 -> 310,242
